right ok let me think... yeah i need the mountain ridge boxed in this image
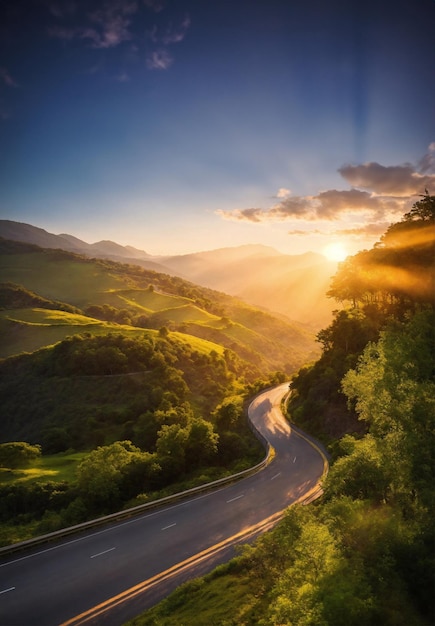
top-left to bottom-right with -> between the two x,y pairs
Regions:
0,219 -> 337,327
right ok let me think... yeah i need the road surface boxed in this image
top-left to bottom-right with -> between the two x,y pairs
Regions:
0,383 -> 327,625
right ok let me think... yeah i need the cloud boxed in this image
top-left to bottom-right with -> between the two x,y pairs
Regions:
338,161 -> 435,196
332,222 -> 391,238
147,15 -> 191,45
286,223 -> 390,240
146,49 -> 173,70
218,149 -> 434,229
314,189 -> 404,220
276,188 -> 291,199
287,229 -> 324,236
48,0 -> 138,49
161,16 -> 191,44
46,1 -> 189,72
85,1 -> 138,49
418,142 -> 435,174
218,189 -> 407,224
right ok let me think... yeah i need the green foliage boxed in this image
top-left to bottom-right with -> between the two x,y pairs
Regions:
328,193 -> 435,310
341,309 -> 435,511
76,440 -> 152,511
0,241 -> 317,374
0,282 -> 81,314
324,434 -> 392,502
0,442 -> 41,468
287,306 -> 383,441
0,333 -> 235,452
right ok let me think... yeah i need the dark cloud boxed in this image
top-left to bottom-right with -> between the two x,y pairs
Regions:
218,149 -> 434,227
47,0 -> 137,48
46,0 -> 189,66
338,162 -> 434,196
218,189 -> 406,223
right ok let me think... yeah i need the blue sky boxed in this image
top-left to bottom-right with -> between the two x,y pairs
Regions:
1,0 -> 434,257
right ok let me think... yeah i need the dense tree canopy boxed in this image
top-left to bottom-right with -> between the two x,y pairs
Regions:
328,193 -> 435,310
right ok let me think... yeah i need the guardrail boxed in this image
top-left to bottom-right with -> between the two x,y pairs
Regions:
0,397 -> 273,558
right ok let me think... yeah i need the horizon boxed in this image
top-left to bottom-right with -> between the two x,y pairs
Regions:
1,216 -> 336,261
1,0 -> 434,259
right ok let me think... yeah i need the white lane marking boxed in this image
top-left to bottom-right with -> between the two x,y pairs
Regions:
226,494 -> 244,503
293,456 -> 297,463
161,523 -> 177,531
0,587 -> 16,595
2,456 -> 265,570
90,547 -> 116,559
0,484 -> 234,570
271,472 -> 281,480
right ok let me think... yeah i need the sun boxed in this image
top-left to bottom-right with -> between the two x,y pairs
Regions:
322,242 -> 349,262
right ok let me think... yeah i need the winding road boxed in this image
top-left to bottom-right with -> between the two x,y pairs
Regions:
0,383 -> 327,626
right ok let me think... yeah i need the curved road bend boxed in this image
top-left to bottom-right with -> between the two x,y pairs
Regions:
0,383 -> 327,626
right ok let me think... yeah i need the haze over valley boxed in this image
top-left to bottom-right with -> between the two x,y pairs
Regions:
0,219 -> 338,328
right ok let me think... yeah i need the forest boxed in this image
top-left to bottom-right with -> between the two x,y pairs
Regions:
0,330 -> 279,544
129,193 -> 435,625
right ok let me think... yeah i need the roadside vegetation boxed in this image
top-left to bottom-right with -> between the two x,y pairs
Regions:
128,194 -> 435,625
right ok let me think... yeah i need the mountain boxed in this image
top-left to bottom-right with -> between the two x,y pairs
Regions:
0,220 -> 337,327
0,237 -> 319,372
160,246 -> 338,327
0,220 -> 169,273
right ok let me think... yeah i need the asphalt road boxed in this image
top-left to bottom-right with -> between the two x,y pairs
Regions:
0,383 -> 327,626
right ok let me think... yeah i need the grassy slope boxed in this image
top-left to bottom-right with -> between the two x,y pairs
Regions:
0,309 -> 224,359
127,563 -> 260,626
0,244 -> 318,370
0,451 -> 87,485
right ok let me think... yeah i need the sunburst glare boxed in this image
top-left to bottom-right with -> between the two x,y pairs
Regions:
322,242 -> 349,262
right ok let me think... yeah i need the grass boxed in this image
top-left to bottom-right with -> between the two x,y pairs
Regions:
117,289 -> 193,312
126,560 -> 263,626
0,451 -> 87,485
172,331 -> 225,355
0,304 -> 226,359
0,253 -> 127,307
1,308 -> 103,326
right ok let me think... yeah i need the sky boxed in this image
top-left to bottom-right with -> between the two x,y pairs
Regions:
0,0 -> 434,259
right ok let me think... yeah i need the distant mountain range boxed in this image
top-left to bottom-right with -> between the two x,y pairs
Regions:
0,220 -> 338,328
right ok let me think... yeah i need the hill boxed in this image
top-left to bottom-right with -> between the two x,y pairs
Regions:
0,238 -> 318,371
0,220 -> 337,328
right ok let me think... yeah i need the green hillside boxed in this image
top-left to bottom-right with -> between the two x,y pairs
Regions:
0,238 -> 318,371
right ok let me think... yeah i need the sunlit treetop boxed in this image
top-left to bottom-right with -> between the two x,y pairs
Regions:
327,194 -> 435,310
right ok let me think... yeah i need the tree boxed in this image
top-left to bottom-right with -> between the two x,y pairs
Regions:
185,418 -> 219,470
341,309 -> 435,509
0,442 -> 41,468
155,424 -> 189,479
324,434 -> 392,503
76,440 -> 144,510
